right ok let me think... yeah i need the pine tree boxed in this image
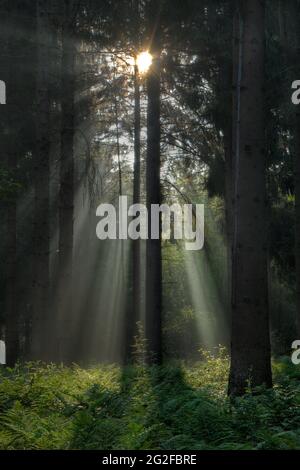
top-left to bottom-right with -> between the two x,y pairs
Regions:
31,0 -> 52,360
229,0 -> 272,396
57,0 -> 76,362
145,0 -> 162,364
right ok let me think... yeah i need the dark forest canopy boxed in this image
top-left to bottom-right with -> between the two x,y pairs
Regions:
0,0 -> 300,407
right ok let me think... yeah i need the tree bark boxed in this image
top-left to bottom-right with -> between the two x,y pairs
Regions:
1,3 -> 19,366
58,0 -> 76,362
126,62 -> 141,362
31,0 -> 51,361
219,55 -> 233,318
5,161 -> 18,367
296,114 -> 300,338
133,62 -> 141,322
277,0 -> 300,338
229,0 -> 272,396
291,2 -> 300,338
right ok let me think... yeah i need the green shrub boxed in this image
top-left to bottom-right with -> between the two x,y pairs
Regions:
0,355 -> 299,450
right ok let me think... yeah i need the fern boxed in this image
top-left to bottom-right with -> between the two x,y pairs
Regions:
0,357 -> 299,450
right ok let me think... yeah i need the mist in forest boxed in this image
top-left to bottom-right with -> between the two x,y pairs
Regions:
0,0 -> 298,397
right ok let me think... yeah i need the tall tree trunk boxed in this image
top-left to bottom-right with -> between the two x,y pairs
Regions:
276,0 -> 300,338
291,1 -> 300,338
145,0 -> 162,364
229,0 -> 272,396
222,2 -> 234,321
218,55 -> 233,319
31,0 -> 51,360
224,117 -> 233,315
296,114 -> 300,338
132,61 -> 141,323
58,0 -> 75,362
126,61 -> 141,361
2,4 -> 19,366
5,152 -> 18,367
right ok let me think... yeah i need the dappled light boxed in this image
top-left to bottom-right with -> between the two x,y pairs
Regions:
0,0 -> 299,455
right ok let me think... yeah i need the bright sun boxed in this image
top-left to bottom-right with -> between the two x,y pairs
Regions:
136,51 -> 152,74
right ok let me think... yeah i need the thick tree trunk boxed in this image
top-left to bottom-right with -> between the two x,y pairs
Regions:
58,0 -> 75,362
292,4 -> 300,338
279,0 -> 300,339
2,4 -> 19,367
219,56 -> 233,317
296,114 -> 300,338
224,119 -> 233,312
229,0 -> 272,396
5,172 -> 18,367
31,0 -> 51,361
145,0 -> 162,364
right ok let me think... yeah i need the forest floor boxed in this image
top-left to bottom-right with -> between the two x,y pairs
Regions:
0,349 -> 300,450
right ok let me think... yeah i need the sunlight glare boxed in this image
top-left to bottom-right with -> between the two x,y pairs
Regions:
136,51 -> 152,74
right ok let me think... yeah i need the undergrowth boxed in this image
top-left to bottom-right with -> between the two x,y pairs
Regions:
0,349 -> 300,450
